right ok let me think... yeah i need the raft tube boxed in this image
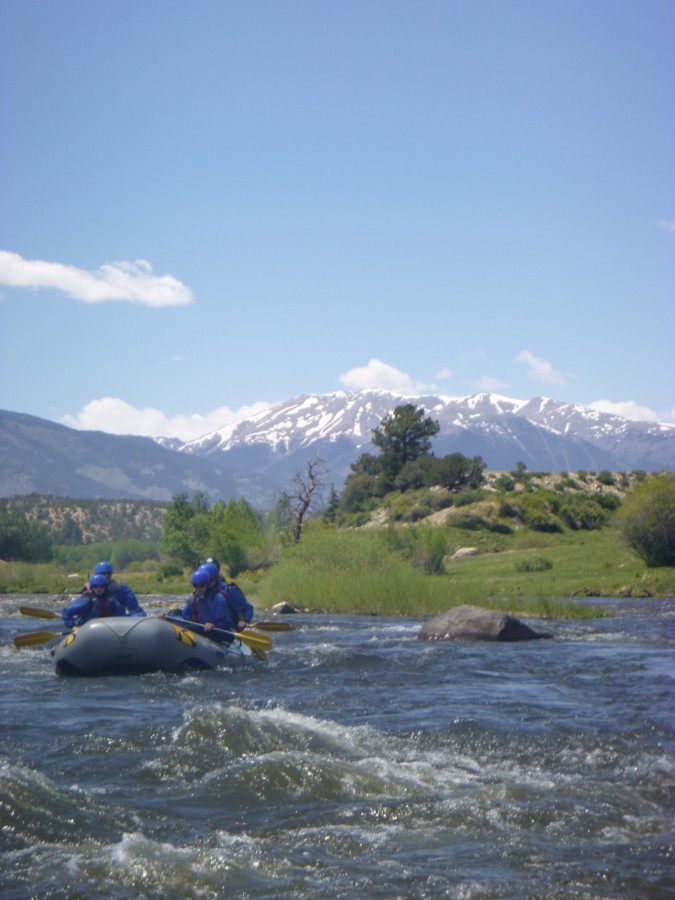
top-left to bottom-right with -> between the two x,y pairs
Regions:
51,616 -> 254,676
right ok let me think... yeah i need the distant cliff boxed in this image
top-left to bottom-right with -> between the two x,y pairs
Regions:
6,495 -> 168,544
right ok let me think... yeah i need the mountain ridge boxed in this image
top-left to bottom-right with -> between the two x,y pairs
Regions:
175,389 -> 674,477
1,392 -> 672,506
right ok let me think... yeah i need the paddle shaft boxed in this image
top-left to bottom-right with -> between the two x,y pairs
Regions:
164,616 -> 272,651
19,607 -> 291,633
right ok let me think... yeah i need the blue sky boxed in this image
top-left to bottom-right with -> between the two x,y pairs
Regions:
1,0 -> 673,440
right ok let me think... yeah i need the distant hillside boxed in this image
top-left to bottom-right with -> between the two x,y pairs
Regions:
5,469 -> 638,547
6,495 -> 168,544
0,410 -> 276,505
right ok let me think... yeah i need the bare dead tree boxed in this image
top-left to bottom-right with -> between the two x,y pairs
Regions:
289,456 -> 326,542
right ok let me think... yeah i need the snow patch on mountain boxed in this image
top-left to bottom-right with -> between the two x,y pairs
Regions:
175,389 -> 673,474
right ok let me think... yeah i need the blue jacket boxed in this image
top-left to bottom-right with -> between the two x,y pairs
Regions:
62,592 -> 128,628
109,581 -> 146,616
81,578 -> 146,616
218,580 -> 254,625
179,586 -> 238,632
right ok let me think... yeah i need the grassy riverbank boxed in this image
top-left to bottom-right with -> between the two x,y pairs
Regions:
248,526 -> 673,618
2,522 -> 673,620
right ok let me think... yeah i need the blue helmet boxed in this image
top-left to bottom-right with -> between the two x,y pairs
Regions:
90,574 -> 108,587
206,556 -> 221,574
190,567 -> 211,586
202,562 -> 219,582
94,561 -> 113,575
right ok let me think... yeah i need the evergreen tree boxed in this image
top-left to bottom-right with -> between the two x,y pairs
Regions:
371,404 -> 440,487
323,485 -> 340,523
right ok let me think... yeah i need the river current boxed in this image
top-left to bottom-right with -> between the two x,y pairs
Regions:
1,595 -> 673,899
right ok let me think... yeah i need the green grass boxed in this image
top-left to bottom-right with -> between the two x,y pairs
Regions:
2,520 -> 673,622
440,525 -> 672,602
250,525 -> 674,619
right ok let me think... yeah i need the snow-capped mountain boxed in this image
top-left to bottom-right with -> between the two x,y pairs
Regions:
1,394 -> 671,505
174,390 -> 674,482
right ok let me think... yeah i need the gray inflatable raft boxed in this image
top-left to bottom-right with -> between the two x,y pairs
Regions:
51,616 -> 254,676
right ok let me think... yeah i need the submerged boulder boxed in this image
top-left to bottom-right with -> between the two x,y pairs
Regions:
418,605 -> 553,642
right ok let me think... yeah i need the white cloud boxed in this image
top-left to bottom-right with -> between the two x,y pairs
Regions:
588,399 -> 669,424
339,359 -> 434,394
657,219 -> 675,232
476,375 -> 509,391
514,350 -> 566,385
436,367 -> 453,379
0,249 -> 194,307
60,397 -> 271,441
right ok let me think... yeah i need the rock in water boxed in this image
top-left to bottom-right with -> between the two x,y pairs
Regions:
417,605 -> 553,642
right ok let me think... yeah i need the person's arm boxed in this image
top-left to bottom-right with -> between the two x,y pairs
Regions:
62,596 -> 90,628
110,596 -> 128,617
119,582 -> 146,616
160,596 -> 194,621
225,583 -> 255,627
238,595 -> 254,626
179,598 -> 194,621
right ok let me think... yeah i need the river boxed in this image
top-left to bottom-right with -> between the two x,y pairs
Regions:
1,596 -> 673,899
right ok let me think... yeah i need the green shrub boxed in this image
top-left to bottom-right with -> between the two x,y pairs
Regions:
335,510 -> 372,528
514,556 -> 553,572
156,563 -> 184,581
383,525 -> 448,574
493,475 -> 516,492
452,513 -> 484,530
556,475 -> 580,491
402,505 -> 434,522
454,490 -> 487,507
513,493 -> 562,533
618,473 -> 675,567
451,513 -> 512,534
594,492 -> 621,511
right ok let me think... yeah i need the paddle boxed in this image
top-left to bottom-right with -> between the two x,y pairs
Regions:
19,607 -> 292,632
164,616 -> 272,652
14,629 -> 68,649
19,606 -> 61,620
247,620 -> 293,632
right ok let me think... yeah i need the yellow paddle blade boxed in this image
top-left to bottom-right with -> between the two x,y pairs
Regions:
19,606 -> 60,620
249,620 -> 293,632
237,629 -> 273,652
14,630 -> 64,648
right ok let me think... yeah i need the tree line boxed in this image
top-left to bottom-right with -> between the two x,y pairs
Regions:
1,405 -> 674,569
